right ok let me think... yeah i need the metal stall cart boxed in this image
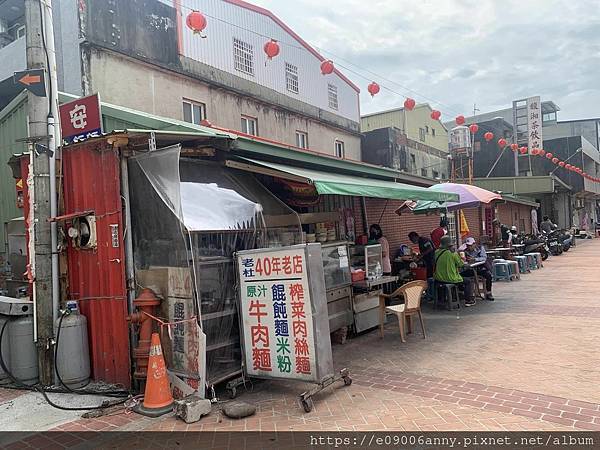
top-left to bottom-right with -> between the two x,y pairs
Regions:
321,242 -> 353,337
236,244 -> 351,412
350,244 -> 398,333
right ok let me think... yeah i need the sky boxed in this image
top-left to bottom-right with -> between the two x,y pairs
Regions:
251,0 -> 600,121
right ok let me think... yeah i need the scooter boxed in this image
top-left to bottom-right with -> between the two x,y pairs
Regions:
517,233 -> 549,260
558,229 -> 573,252
546,230 -> 563,256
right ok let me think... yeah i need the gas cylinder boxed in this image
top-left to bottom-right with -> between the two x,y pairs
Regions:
8,316 -> 38,385
54,302 -> 90,388
0,316 -> 10,385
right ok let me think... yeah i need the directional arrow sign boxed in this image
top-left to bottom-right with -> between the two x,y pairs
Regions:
14,69 -> 46,97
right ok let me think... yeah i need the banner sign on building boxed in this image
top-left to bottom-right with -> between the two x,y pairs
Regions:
526,96 -> 543,150
59,94 -> 103,144
237,245 -> 333,383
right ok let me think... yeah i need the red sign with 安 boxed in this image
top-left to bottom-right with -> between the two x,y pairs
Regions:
59,94 -> 103,144
238,248 -> 316,381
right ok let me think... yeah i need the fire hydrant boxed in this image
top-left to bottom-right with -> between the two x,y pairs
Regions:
127,288 -> 161,380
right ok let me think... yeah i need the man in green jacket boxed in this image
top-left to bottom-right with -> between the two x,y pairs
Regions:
434,236 -> 475,307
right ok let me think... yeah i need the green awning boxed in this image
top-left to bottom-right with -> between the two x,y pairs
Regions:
229,158 -> 459,202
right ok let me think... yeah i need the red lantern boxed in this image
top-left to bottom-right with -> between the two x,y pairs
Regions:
510,143 -> 519,151
320,60 -> 334,75
519,146 -> 528,154
404,98 -> 416,111
565,164 -> 572,170
456,115 -> 465,126
430,110 -> 441,120
497,138 -> 507,148
484,131 -> 494,142
367,82 -> 380,97
552,157 -> 559,164
538,149 -> 546,157
583,172 -> 588,177
531,148 -> 539,156
186,11 -> 207,35
263,39 -> 280,60
558,161 -> 565,167
546,152 -> 553,159
469,123 -> 479,134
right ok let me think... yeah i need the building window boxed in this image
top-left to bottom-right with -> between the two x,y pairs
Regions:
17,26 -> 26,39
285,62 -> 299,94
295,131 -> 308,149
233,38 -> 254,75
328,84 -> 338,110
441,172 -> 446,180
432,170 -> 439,179
410,154 -> 416,170
421,168 -> 428,177
419,128 -> 426,142
432,128 -> 436,137
542,112 -> 557,122
334,140 -> 345,158
425,125 -> 429,133
241,115 -> 258,136
182,99 -> 206,125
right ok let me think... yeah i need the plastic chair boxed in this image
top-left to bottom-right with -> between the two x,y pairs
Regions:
434,282 -> 461,311
530,252 -> 543,269
378,280 -> 427,342
525,253 -> 540,270
514,255 -> 529,273
506,261 -> 520,280
493,261 -> 511,281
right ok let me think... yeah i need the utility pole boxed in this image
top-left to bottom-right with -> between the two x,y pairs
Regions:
25,0 -> 56,385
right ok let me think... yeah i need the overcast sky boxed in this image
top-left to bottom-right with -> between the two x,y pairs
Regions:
252,0 -> 600,121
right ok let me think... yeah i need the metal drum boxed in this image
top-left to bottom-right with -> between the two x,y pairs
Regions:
55,306 -> 91,389
0,316 -> 10,384
8,316 -> 38,385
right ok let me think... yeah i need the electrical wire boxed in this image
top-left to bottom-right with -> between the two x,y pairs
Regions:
37,0 -> 53,116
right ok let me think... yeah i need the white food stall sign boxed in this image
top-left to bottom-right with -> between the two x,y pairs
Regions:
237,245 -> 332,382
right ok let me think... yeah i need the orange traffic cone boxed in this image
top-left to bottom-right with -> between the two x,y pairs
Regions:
134,332 -> 174,417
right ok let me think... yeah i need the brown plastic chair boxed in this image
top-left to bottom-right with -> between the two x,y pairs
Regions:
378,280 -> 427,342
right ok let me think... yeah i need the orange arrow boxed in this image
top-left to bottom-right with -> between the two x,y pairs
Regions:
19,73 -> 41,86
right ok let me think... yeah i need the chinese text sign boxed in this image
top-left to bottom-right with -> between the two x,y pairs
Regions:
527,96 -> 543,151
59,93 -> 103,144
238,247 -> 317,381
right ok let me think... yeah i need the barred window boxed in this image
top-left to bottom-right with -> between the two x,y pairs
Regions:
328,84 -> 338,110
285,62 -> 299,94
233,38 -> 254,75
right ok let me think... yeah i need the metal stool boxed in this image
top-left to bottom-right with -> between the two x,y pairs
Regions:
506,260 -> 520,280
525,253 -> 539,270
435,282 -> 460,310
514,255 -> 529,273
493,261 -> 511,281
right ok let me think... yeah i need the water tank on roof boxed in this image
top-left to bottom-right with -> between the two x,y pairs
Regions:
449,126 -> 472,155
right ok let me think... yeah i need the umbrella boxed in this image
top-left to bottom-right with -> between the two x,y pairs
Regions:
411,183 -> 502,214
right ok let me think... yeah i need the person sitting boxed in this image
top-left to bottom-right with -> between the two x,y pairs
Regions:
459,237 -> 494,301
430,217 -> 448,249
408,231 -> 435,279
540,216 -> 555,234
434,236 -> 476,307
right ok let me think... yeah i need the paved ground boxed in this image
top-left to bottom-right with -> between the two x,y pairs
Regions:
1,239 -> 599,440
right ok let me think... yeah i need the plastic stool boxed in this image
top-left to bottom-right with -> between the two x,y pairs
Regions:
493,261 -> 511,281
435,283 -> 460,310
525,253 -> 539,270
530,252 -> 543,269
514,255 -> 529,273
506,261 -> 520,280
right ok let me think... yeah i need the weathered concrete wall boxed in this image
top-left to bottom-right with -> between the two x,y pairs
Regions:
89,49 -> 361,159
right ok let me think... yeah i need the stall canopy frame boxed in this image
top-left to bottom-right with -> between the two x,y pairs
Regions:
226,158 -> 460,203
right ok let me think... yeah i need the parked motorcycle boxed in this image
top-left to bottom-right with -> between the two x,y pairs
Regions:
545,229 -> 563,256
558,229 -> 573,252
516,233 -> 549,260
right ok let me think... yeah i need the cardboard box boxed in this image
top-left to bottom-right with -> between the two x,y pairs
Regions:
136,266 -> 193,299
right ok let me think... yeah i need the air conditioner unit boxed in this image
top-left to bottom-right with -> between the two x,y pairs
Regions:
67,215 -> 97,250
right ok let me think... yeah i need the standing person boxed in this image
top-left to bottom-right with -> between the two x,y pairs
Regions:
434,236 -> 476,307
540,216 -> 555,234
369,224 -> 391,275
493,219 -> 512,247
459,237 -> 494,301
408,231 -> 435,278
430,217 -> 448,249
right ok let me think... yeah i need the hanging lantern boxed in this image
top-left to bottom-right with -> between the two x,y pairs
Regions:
538,149 -> 546,157
546,152 -> 553,159
583,172 -> 588,177
497,138 -> 507,148
565,164 -> 572,170
552,157 -> 559,164
510,143 -> 519,151
430,110 -> 441,120
469,123 -> 479,134
455,115 -> 465,126
519,146 -> 528,154
404,98 -> 416,111
558,161 -> 565,167
263,39 -> 280,60
320,60 -> 334,75
367,82 -> 380,97
531,148 -> 539,156
186,10 -> 207,36
484,131 -> 494,142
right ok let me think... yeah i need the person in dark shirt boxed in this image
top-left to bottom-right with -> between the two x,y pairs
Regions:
430,217 -> 448,248
540,216 -> 555,234
408,231 -> 435,278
